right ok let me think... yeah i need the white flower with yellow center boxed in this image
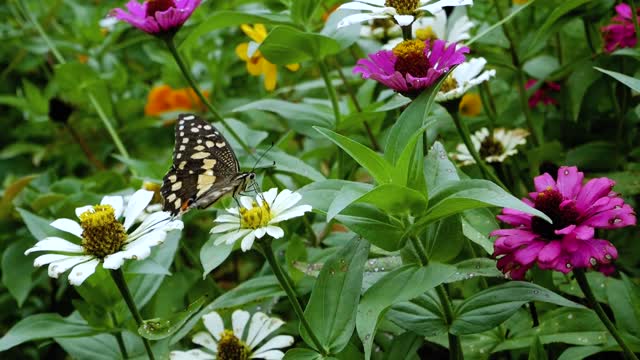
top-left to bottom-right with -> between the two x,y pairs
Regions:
337,0 -> 473,28
449,127 -> 530,165
170,310 -> 294,360
24,190 -> 183,286
435,57 -> 496,102
383,9 -> 474,49
210,188 -> 311,252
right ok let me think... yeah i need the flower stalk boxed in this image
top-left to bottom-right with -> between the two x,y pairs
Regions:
630,0 -> 640,47
110,268 -> 156,360
163,37 -> 251,155
318,60 -> 342,128
257,240 -> 327,355
574,269 -> 638,360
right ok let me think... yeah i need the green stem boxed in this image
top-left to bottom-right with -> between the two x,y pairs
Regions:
164,37 -> 251,155
110,312 -> 129,359
110,269 -> 155,360
436,285 -> 461,360
493,0 -> 540,146
574,269 -> 639,360
630,0 -> 640,47
258,240 -> 327,355
449,109 -> 508,189
318,60 -> 341,128
401,25 -> 413,40
410,236 -> 429,266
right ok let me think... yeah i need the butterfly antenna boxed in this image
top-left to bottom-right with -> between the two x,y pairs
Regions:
250,142 -> 276,173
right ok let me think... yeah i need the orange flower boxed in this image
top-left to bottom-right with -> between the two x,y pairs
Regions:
77,54 -> 89,64
144,85 -> 209,116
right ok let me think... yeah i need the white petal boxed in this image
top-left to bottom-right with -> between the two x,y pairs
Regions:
50,219 -> 83,238
68,258 -> 100,285
246,313 -> 284,349
48,255 -> 94,279
270,190 -> 298,214
226,207 -> 240,215
75,205 -> 93,218
232,310 -> 251,340
203,312 -> 225,341
214,214 -> 241,224
265,226 -> 284,239
250,350 -> 285,359
252,335 -> 294,355
419,0 -> 473,14
240,231 -> 256,252
338,13 -> 382,28
24,237 -> 84,255
253,227 -> 267,239
34,253 -> 71,267
210,223 -> 241,234
393,14 -> 415,26
270,205 -> 311,223
192,331 -> 218,352
337,2 -> 383,11
101,195 -> 124,219
170,349 -> 215,360
240,196 -> 254,209
214,229 -> 251,246
123,190 -> 154,230
261,188 -> 278,207
128,211 -> 172,240
103,231 -> 166,269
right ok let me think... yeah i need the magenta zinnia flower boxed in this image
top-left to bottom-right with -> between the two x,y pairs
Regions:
354,39 -> 469,98
491,166 -> 636,280
525,79 -> 560,108
111,0 -> 201,35
602,3 -> 639,53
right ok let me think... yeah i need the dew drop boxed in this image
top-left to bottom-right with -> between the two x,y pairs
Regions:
589,257 -> 597,266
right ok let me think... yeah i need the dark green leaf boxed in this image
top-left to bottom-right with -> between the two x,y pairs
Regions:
595,66 -> 640,92
3,241 -> 35,307
528,336 -> 548,360
529,0 -> 593,48
140,297 -> 206,340
200,237 -> 233,278
335,204 -> 404,252
384,332 -> 422,360
260,26 -> 341,64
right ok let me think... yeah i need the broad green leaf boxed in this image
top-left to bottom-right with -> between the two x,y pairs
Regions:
557,346 -> 606,360
113,155 -> 168,180
217,118 -> 269,151
327,184 -> 369,221
424,215 -> 463,262
315,127 -> 393,184
335,204 -> 404,252
320,10 -> 361,50
200,237 -> 233,278
461,208 -> 498,255
452,282 -> 584,335
567,60 -> 600,121
283,348 -> 326,360
16,207 -> 67,241
260,26 -> 341,64
356,184 -> 428,215
232,99 -> 334,136
528,336 -> 548,360
529,0 -> 593,48
2,241 -> 35,307
445,258 -> 502,283
56,333 -> 127,360
565,141 -> 617,171
140,297 -> 206,340
356,263 -> 456,360
595,66 -> 640,92
0,313 -> 101,351
299,180 -> 372,214
384,332 -> 422,360
302,237 -> 370,353
181,11 -> 293,51
523,55 -> 559,79
22,79 -> 48,115
264,149 -> 327,182
386,292 -> 446,337
393,127 -> 427,188
466,0 -> 534,45
291,0 -> 321,27
424,141 -> 459,191
607,273 -> 640,337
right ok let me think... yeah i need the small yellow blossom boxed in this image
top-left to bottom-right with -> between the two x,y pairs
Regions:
459,93 -> 482,117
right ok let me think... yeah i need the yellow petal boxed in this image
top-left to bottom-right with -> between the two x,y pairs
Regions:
247,57 -> 264,76
285,63 -> 300,72
235,43 -> 250,61
459,93 -> 483,117
241,24 -> 265,44
263,61 -> 278,91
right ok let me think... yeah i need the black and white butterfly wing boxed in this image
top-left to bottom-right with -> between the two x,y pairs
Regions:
161,114 -> 250,216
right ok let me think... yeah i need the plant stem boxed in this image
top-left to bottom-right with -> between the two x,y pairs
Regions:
163,37 -> 251,155
110,312 -> 129,359
574,269 -> 638,360
449,108 -> 508,189
65,123 -> 106,170
493,0 -> 540,146
318,60 -> 341,128
410,236 -> 429,266
110,269 -> 155,360
630,0 -> 640,47
258,241 -> 327,355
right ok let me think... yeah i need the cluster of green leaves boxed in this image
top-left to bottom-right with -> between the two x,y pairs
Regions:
0,0 -> 639,359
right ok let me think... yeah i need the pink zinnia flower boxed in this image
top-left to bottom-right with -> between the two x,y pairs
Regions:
111,0 -> 201,36
602,3 -> 639,53
525,79 -> 560,108
491,166 -> 636,280
353,39 -> 469,98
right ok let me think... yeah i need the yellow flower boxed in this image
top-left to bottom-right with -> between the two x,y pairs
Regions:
459,93 -> 482,117
235,24 -> 300,91
513,0 -> 529,4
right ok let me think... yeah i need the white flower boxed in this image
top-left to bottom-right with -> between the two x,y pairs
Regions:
360,18 -> 403,41
170,310 -> 294,360
24,190 -> 183,286
210,188 -> 311,252
99,16 -> 118,32
449,128 -> 529,165
435,57 -> 496,101
383,8 -> 474,49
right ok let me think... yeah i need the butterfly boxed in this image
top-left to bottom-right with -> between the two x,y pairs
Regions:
161,113 -> 256,216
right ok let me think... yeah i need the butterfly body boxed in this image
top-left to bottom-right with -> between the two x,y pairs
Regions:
161,114 -> 255,216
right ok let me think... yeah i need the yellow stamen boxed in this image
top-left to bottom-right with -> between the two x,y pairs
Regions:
385,0 -> 419,15
239,201 -> 272,229
79,205 -> 127,258
392,39 -> 429,77
217,329 -> 251,360
439,75 -> 459,93
416,26 -> 437,41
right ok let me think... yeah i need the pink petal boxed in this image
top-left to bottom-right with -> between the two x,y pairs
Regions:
534,173 -> 557,192
575,178 -> 615,211
555,166 -> 583,199
537,240 -> 562,264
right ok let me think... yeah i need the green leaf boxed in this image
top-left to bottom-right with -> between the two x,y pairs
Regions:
384,332 -> 422,360
335,204 -> 404,252
529,0 -> 593,48
0,313 -> 100,351
3,241 -> 35,307
56,333 -> 129,360
315,127 -> 393,184
356,184 -> 428,215
356,263 -> 456,360
424,215 -> 463,262
466,0 -> 534,45
232,99 -> 334,136
284,348 -> 326,360
445,258 -> 503,283
181,11 -> 293,51
16,207 -> 66,241
260,26 -> 341,64
291,0 -> 321,27
528,336 -> 548,360
595,66 -> 640,92
320,10 -> 361,50
327,184 -> 370,220
607,273 -> 640,336
302,237 -> 370,353
567,60 -> 600,121
523,55 -> 560,79
209,276 -> 285,310
461,208 -> 498,255
264,149 -> 327,182
299,180 -> 372,214
557,346 -> 605,360
424,141 -> 460,191
200,236 -> 233,279
565,141 -> 617,171
386,292 -> 446,337
393,127 -> 427,188
140,297 -> 206,340
22,79 -> 48,115
452,282 -> 584,335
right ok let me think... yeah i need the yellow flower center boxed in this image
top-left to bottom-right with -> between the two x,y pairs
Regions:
459,93 -> 482,117
79,205 -> 127,258
385,0 -> 419,15
416,26 -> 437,41
439,75 -> 459,93
217,330 -> 251,360
239,201 -> 272,229
392,39 -> 429,77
